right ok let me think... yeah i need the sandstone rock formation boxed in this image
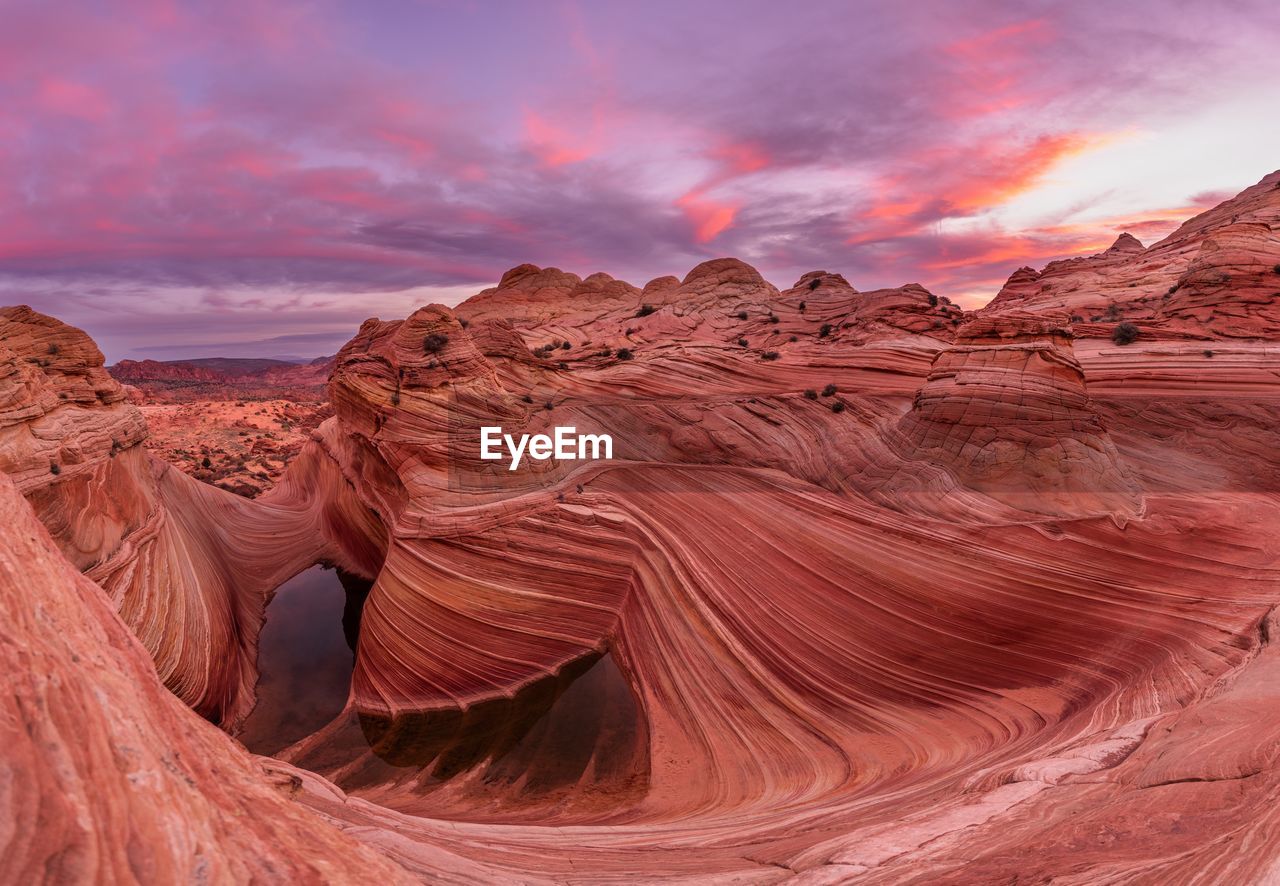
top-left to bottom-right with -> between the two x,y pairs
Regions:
859,312 -> 1145,520
0,472 -> 418,884
0,306 -> 325,729
4,172 -> 1280,884
987,170 -> 1280,341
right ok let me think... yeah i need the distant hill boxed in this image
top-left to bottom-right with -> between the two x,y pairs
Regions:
109,355 -> 336,401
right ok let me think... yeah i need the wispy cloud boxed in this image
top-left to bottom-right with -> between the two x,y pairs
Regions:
2,0 -> 1278,358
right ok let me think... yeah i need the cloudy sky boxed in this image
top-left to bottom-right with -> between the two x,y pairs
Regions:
4,0 -> 1280,361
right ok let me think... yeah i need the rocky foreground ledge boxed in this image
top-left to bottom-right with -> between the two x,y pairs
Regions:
3,174 -> 1280,882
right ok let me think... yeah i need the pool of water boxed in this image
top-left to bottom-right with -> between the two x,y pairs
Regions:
239,565 -> 357,755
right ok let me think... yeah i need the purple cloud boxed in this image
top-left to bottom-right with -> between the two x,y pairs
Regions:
2,0 -> 1279,358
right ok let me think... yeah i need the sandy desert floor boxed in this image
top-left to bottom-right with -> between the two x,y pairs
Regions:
139,399 -> 331,496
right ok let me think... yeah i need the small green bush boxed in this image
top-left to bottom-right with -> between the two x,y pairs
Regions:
423,333 -> 449,354
737,311 -> 748,321
831,401 -> 845,413
821,383 -> 837,397
808,278 -> 821,291
737,337 -> 748,347
616,348 -> 634,361
761,351 -> 780,361
819,323 -> 832,338
803,389 -> 818,400
635,304 -> 656,317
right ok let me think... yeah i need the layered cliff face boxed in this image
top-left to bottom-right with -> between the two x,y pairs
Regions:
0,472 -> 421,884
0,306 -> 325,729
860,312 -> 1144,520
4,173 -> 1280,884
987,170 -> 1280,341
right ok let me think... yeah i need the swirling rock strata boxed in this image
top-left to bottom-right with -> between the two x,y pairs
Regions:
0,306 -> 324,728
5,175 -> 1280,884
861,312 -> 1144,520
0,472 -> 420,883
988,170 -> 1280,341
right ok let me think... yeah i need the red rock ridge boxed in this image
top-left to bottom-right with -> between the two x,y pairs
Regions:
4,174 -> 1280,882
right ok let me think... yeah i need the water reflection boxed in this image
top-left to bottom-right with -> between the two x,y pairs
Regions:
239,565 -> 357,755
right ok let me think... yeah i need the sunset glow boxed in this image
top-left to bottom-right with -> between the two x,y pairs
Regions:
3,0 -> 1279,358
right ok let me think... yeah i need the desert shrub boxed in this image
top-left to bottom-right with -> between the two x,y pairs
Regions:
1070,314 -> 1083,323
50,463 -> 61,475
789,335 -> 798,342
1112,322 -> 1140,345
544,401 -> 554,410
768,315 -> 780,324
616,348 -> 634,360
390,391 -> 401,406
803,389 -> 818,400
1168,283 -> 1179,294
625,327 -> 636,336
47,344 -> 59,355
831,401 -> 845,413
798,301 -> 807,312
737,337 -> 748,346
458,318 -> 469,329
558,361 -> 568,369
561,341 -> 571,350
1274,264 -> 1280,274
202,456 -> 212,468
737,311 -> 749,320
927,294 -> 938,306
597,347 -> 613,357
423,332 -> 449,354
1204,349 -> 1215,358
821,383 -> 837,397
819,323 -> 832,338
761,351 -> 780,361
522,394 -> 533,403
635,304 -> 656,317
